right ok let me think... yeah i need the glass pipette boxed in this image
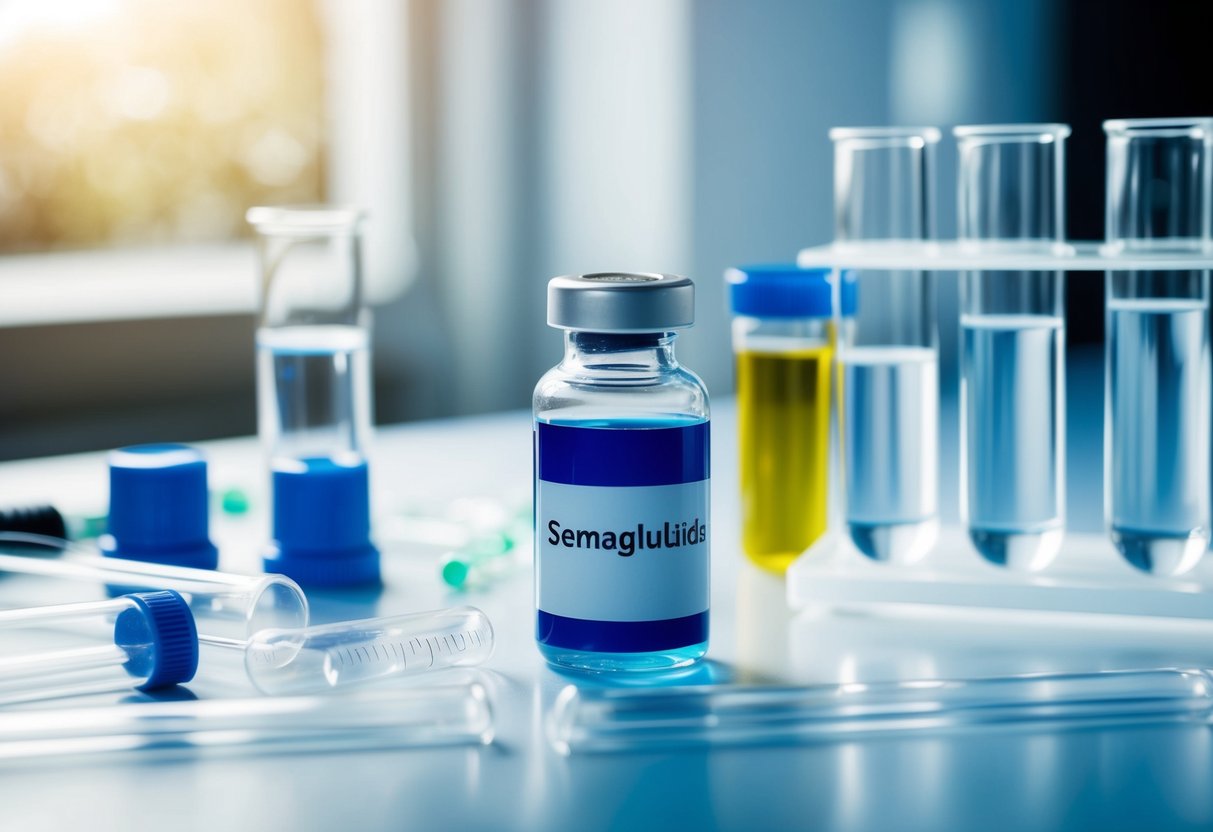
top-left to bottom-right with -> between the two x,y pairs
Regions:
548,668 -> 1213,754
0,684 -> 493,762
239,606 -> 494,695
0,532 -> 308,640
0,591 -> 198,705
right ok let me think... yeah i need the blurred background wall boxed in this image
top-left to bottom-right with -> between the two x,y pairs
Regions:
0,0 -> 1206,460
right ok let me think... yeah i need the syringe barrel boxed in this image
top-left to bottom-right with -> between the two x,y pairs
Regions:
0,538 -> 309,641
244,606 -> 494,696
0,591 -> 197,704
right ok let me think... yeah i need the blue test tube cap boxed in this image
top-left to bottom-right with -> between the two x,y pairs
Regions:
114,590 -> 200,690
726,264 -> 857,318
100,444 -> 219,570
264,456 -> 381,588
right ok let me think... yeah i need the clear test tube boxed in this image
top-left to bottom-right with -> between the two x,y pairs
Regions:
248,207 -> 380,589
955,124 -> 1069,571
0,534 -> 309,641
0,685 -> 493,762
0,591 -> 197,705
1104,118 -> 1213,575
831,127 -> 941,564
548,668 -> 1213,754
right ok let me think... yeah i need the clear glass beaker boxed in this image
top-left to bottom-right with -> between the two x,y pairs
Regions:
248,206 -> 380,588
1103,118 -> 1213,576
831,127 -> 941,564
955,124 -> 1069,571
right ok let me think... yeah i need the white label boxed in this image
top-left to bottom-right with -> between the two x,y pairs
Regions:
536,480 -> 709,621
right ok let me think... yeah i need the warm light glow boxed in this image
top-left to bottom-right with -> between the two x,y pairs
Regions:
0,0 -> 324,252
0,0 -> 124,46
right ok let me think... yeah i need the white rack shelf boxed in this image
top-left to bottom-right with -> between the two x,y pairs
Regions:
797,241 -> 1213,272
788,528 -> 1213,623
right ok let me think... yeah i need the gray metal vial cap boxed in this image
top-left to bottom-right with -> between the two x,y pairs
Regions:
546,272 -> 695,333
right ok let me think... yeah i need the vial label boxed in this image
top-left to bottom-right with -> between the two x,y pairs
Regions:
535,420 -> 710,653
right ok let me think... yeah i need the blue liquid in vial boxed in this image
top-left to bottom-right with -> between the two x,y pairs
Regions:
1108,298 -> 1212,575
535,416 -> 709,673
962,314 -> 1064,570
256,325 -> 371,459
841,346 -> 939,563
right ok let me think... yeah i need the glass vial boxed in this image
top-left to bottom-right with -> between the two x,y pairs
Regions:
727,265 -> 834,574
831,127 -> 941,564
955,124 -> 1069,571
534,273 -> 710,672
248,206 -> 380,588
1104,118 -> 1213,576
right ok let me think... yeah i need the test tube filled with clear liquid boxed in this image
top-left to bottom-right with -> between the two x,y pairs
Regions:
249,207 -> 380,587
831,127 -> 941,564
955,124 -> 1069,570
1104,119 -> 1213,576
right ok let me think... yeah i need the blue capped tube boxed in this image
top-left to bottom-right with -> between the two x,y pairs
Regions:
248,206 -> 380,588
100,443 -> 219,570
0,591 -> 198,705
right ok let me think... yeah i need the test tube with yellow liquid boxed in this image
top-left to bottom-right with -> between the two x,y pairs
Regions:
728,266 -> 839,574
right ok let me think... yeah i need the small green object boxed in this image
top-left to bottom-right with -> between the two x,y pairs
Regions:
73,514 -> 108,540
220,488 -> 250,516
442,558 -> 471,589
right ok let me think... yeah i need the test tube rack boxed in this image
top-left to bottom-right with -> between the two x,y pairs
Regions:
787,241 -> 1213,622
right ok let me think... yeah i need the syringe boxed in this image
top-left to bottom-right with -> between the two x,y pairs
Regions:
239,606 -> 494,695
0,591 -> 198,705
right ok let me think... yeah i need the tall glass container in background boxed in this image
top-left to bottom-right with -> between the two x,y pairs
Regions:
955,124 -> 1069,571
248,207 -> 380,588
831,127 -> 941,564
1104,119 -> 1213,576
728,265 -> 834,574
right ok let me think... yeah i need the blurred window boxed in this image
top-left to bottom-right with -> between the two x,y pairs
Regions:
0,0 -> 324,253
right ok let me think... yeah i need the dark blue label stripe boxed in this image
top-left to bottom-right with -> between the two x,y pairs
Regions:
536,421 -> 709,487
536,610 -> 708,652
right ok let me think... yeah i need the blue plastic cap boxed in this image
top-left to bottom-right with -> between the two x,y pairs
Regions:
115,590 -> 199,690
727,265 -> 834,318
265,456 -> 381,588
100,444 -> 219,570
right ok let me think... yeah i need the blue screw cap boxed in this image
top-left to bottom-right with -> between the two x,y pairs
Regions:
726,264 -> 858,318
264,456 -> 381,588
100,444 -> 219,570
114,590 -> 199,690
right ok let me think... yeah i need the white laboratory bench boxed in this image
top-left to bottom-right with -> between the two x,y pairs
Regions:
0,396 -> 1211,832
